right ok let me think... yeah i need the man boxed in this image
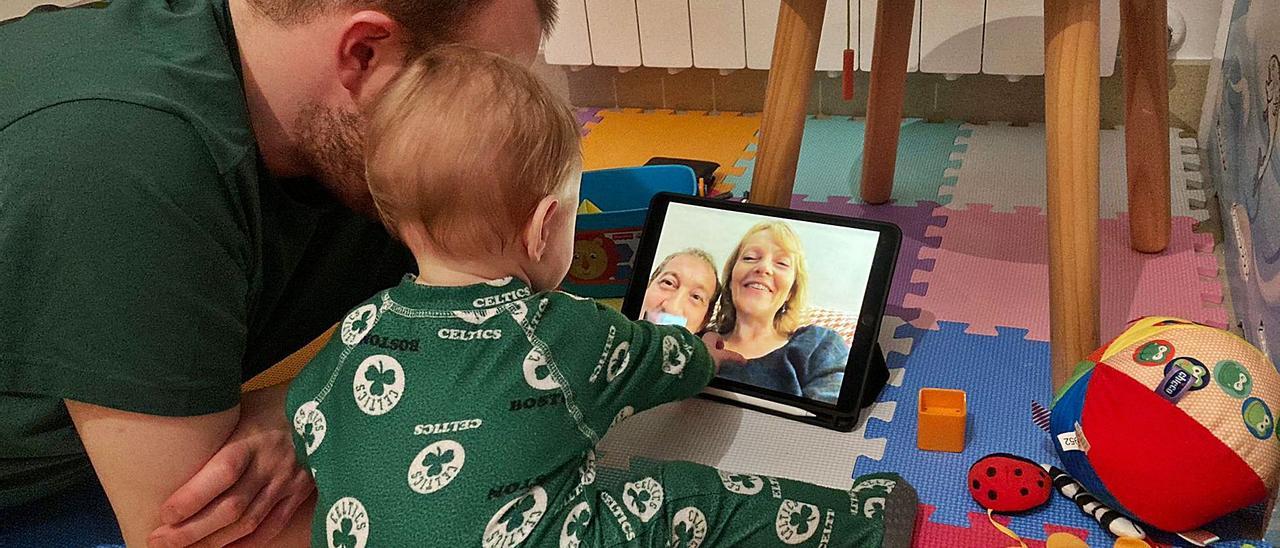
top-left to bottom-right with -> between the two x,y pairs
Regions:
0,0 -> 556,545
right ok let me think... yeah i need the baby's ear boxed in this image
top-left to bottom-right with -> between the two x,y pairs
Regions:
522,195 -> 560,261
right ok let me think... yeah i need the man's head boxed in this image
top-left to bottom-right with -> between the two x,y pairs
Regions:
230,0 -> 558,215
245,0 -> 557,61
641,249 -> 722,333
365,44 -> 582,290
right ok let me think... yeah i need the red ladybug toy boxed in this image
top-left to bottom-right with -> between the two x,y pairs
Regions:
967,453 -> 1052,513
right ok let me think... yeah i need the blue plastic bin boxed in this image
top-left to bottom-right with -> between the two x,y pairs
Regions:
562,165 -> 697,298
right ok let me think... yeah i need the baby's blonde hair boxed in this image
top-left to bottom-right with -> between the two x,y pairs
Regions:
365,44 -> 581,256
713,221 -> 810,336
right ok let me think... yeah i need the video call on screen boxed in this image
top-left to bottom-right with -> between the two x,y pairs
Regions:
639,203 -> 880,404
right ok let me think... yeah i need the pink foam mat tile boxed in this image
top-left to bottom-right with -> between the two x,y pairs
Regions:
1100,214 -> 1228,339
903,205 -> 1051,340
910,505 -> 1100,547
903,207 -> 1224,342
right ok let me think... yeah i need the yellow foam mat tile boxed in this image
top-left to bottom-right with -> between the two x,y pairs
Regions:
581,109 -> 759,184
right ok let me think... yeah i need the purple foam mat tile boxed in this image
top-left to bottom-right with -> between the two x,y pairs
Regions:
575,107 -> 603,136
791,196 -> 946,324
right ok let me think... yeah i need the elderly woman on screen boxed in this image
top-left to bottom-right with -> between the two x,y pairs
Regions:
713,221 -> 848,403
640,248 -> 721,333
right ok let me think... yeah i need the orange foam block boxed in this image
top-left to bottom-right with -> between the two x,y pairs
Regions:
918,388 -> 967,452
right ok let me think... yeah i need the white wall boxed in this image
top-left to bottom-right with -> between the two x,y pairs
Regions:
0,0 -> 94,21
1170,0 -> 1227,61
651,203 -> 880,316
5,1 -> 1221,61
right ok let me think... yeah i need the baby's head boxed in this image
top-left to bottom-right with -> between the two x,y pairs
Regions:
365,44 -> 582,291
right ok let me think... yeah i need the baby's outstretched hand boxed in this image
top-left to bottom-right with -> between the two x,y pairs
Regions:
701,332 -> 745,372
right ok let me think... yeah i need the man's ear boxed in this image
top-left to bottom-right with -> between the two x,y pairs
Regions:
336,11 -> 406,101
524,195 -> 560,262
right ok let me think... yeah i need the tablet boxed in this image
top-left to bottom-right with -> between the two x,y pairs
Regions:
621,194 -> 901,431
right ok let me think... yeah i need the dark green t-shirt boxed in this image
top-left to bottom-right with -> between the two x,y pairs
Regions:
0,0 -> 412,507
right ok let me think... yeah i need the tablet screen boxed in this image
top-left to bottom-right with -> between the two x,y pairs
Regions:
635,201 -> 884,405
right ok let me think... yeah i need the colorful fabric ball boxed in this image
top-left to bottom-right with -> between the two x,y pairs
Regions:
1051,317 -> 1280,532
967,454 -> 1053,513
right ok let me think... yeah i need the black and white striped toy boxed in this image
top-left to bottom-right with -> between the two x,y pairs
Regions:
1040,464 -> 1145,539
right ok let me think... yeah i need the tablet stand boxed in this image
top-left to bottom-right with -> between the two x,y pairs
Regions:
701,342 -> 890,432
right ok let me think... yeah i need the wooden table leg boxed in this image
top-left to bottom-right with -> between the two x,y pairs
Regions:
1121,0 -> 1171,253
860,0 -> 916,205
1045,0 -> 1101,391
749,0 -> 827,208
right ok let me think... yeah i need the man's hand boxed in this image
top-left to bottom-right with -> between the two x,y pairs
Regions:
148,384 -> 314,548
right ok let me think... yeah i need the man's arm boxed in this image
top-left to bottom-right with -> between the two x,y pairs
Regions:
0,102 -> 305,547
66,401 -> 240,546
147,384 -> 313,548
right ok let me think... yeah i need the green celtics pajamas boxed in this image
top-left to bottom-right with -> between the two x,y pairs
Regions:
286,276 -> 908,547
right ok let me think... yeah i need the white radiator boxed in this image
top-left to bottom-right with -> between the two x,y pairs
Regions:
544,0 -> 1122,77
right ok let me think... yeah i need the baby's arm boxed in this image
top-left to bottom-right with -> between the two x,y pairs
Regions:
539,293 -> 720,430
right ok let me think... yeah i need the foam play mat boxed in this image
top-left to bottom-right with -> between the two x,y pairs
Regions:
585,110 -> 1264,547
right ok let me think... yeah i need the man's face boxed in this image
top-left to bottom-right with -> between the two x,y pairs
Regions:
641,254 -> 719,332
302,0 -> 545,217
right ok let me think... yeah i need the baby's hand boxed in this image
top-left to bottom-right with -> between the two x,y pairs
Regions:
701,332 -> 746,372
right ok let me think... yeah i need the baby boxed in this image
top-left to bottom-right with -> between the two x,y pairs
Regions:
286,44 -> 916,547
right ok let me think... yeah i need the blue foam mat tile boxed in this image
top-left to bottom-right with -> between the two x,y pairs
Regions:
727,117 -> 969,205
854,322 -> 1069,538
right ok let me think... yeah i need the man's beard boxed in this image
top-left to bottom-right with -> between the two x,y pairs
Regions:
295,103 -> 380,219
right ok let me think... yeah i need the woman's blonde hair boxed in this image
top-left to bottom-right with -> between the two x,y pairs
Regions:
713,221 -> 809,336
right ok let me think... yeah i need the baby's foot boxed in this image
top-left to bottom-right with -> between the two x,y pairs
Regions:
849,473 -> 918,548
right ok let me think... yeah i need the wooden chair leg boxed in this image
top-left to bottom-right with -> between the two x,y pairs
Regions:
859,0 -> 916,205
1046,0 -> 1101,391
1121,0 -> 1171,253
750,0 -> 827,208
